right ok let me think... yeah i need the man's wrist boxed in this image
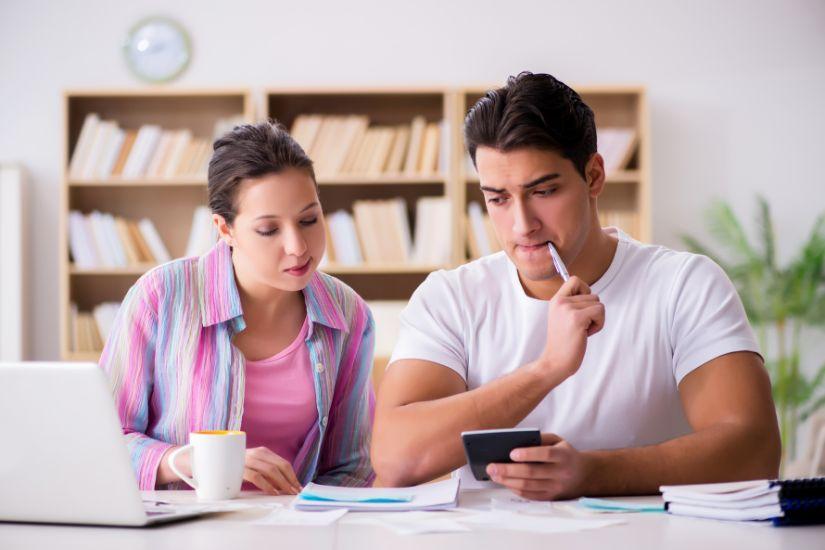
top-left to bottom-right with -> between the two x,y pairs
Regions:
578,451 -> 602,496
524,358 -> 569,392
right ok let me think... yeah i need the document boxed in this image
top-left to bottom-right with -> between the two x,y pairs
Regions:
294,479 -> 460,511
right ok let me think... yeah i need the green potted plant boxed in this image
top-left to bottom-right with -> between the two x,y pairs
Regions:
682,196 -> 825,470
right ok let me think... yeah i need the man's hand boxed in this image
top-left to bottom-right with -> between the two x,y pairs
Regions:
486,433 -> 591,500
538,276 -> 605,380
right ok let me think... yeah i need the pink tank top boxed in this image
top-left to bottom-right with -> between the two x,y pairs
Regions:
241,317 -> 317,470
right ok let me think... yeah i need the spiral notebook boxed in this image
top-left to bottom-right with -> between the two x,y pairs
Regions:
660,477 -> 825,526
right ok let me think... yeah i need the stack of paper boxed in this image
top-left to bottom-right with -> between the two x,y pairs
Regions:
293,479 -> 459,512
660,478 -> 825,524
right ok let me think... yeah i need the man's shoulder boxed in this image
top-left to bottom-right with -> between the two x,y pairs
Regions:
620,234 -> 714,280
617,235 -> 730,301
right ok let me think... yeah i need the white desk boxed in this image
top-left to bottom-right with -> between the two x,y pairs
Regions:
1,489 -> 822,550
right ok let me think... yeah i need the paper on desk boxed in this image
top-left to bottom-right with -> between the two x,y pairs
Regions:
294,479 -> 459,511
490,496 -> 556,514
345,512 -> 471,535
577,497 -> 665,513
252,507 -> 348,526
457,511 -> 624,534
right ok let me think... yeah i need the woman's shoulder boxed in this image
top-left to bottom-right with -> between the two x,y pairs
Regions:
126,255 -> 201,307
310,270 -> 371,322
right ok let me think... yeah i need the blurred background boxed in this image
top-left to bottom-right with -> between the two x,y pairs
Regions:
1,0 -> 823,472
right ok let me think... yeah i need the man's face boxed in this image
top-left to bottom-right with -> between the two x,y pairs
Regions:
475,146 -> 597,283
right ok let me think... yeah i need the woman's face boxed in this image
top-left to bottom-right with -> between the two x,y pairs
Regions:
215,169 -> 325,293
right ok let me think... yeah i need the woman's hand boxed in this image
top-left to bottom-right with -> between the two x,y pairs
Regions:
243,446 -> 303,495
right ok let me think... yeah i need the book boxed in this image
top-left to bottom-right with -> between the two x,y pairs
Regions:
184,206 -> 217,257
97,127 -> 126,179
81,121 -> 116,180
598,127 -> 637,173
92,302 -> 121,343
411,196 -> 451,264
110,130 -> 137,177
660,477 -> 825,525
137,218 -> 171,264
385,125 -> 410,174
403,116 -> 427,175
326,210 -> 363,265
417,122 -> 440,174
122,125 -> 162,178
127,220 -> 156,263
68,113 -> 100,179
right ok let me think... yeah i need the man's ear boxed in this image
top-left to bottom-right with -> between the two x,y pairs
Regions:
585,153 -> 606,198
212,214 -> 233,247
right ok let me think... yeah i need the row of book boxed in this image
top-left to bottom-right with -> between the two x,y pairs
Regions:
322,197 -> 452,267
68,206 -> 216,269
70,302 -> 119,353
68,113 -> 244,180
464,126 -> 638,177
290,115 -> 444,178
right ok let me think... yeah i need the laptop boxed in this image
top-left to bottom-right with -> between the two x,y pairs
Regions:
0,362 -> 216,526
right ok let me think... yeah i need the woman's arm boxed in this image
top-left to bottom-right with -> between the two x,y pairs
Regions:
314,304 -> 376,487
99,281 -> 173,490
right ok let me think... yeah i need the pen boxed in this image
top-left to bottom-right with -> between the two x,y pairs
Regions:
547,242 -> 569,281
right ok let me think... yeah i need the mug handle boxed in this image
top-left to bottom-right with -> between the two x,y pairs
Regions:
167,445 -> 197,489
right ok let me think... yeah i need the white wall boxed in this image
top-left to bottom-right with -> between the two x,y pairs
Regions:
1,0 -> 824,366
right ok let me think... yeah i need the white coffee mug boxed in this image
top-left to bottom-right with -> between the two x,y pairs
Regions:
168,430 -> 246,501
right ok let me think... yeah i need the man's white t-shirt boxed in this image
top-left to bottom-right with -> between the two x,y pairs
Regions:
389,228 -> 760,488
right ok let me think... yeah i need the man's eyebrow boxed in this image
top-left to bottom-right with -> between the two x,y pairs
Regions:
479,173 -> 561,194
253,201 -> 319,220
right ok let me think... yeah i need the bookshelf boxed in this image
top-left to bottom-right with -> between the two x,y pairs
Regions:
60,85 -> 650,363
60,89 -> 254,360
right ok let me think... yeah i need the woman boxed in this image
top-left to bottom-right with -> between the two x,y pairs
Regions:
101,121 -> 375,493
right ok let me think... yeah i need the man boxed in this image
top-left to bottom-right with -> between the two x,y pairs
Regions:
371,72 -> 780,499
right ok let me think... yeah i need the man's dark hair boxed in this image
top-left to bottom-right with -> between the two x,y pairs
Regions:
464,71 -> 597,178
208,119 -> 316,225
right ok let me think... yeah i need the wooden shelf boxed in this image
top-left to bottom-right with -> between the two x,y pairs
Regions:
70,264 -> 157,276
322,263 -> 445,275
68,177 -> 206,187
317,174 -> 444,186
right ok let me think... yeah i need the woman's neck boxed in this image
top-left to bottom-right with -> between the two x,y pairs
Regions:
232,257 -> 305,326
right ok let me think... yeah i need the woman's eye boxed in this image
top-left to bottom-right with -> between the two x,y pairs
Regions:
256,228 -> 278,236
300,217 -> 318,226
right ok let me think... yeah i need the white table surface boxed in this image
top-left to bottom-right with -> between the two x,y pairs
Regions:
1,489 -> 823,550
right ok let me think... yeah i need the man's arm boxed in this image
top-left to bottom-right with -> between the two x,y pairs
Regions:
371,358 -> 566,486
372,276 -> 604,486
488,351 -> 781,499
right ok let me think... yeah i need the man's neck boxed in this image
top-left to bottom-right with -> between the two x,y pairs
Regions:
519,224 -> 619,301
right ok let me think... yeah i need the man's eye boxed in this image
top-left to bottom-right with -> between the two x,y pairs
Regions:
534,188 -> 556,197
487,196 -> 507,206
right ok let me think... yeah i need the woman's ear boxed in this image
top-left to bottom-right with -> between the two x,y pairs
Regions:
212,214 -> 234,247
